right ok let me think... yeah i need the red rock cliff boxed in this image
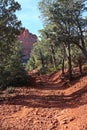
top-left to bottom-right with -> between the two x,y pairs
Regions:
18,29 -> 37,62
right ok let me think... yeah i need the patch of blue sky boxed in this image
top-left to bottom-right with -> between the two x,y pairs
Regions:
16,0 -> 43,36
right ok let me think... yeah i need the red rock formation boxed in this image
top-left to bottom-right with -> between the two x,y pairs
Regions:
18,29 -> 37,62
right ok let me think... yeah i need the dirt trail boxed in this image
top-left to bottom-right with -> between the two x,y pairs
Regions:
0,72 -> 87,130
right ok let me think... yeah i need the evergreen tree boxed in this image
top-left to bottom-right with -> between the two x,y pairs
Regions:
38,0 -> 87,80
0,0 -> 27,89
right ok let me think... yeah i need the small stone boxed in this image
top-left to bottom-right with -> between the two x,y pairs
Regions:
66,126 -> 68,129
63,119 -> 68,124
70,117 -> 75,122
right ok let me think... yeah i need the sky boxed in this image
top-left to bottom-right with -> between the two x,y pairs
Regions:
16,0 -> 43,36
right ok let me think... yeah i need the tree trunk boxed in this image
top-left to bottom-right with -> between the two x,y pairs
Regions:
77,19 -> 87,61
82,45 -> 87,62
62,58 -> 65,75
76,43 -> 87,62
50,44 -> 56,69
66,44 -> 72,81
78,60 -> 83,75
62,44 -> 66,75
39,49 -> 44,68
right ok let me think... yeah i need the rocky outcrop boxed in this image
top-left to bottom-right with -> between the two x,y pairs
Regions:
18,29 -> 37,62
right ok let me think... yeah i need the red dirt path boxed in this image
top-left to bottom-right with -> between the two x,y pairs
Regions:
0,71 -> 87,130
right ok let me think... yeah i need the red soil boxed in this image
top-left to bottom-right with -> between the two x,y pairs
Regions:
0,71 -> 87,130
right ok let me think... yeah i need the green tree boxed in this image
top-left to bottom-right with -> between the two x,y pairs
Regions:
38,0 -> 87,80
0,0 -> 27,89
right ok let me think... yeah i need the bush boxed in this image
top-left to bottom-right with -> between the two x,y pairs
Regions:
49,67 -> 57,73
38,67 -> 49,74
83,64 -> 87,71
0,41 -> 29,89
57,64 -> 62,70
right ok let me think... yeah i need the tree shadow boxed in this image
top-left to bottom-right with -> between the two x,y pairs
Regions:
0,85 -> 87,109
34,77 -> 80,91
34,71 -> 87,91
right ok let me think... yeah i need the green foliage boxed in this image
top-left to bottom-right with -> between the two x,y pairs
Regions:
27,0 -> 87,79
83,64 -> 87,71
37,0 -> 87,79
57,64 -> 62,70
49,67 -> 57,73
71,45 -> 85,67
0,0 -> 28,89
39,67 -> 49,74
0,41 -> 27,88
0,0 -> 21,41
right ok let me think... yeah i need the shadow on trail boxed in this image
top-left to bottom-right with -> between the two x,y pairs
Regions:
33,70 -> 87,91
1,85 -> 87,109
0,70 -> 87,109
34,76 -> 81,91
